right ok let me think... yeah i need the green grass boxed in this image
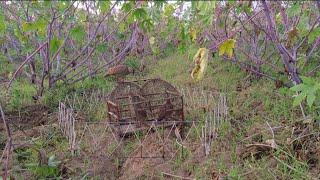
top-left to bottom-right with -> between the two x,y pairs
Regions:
9,79 -> 37,109
143,52 -> 314,179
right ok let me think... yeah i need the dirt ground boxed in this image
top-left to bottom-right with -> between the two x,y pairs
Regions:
1,104 -> 320,179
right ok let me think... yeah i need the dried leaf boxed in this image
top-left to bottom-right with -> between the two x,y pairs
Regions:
191,48 -> 209,81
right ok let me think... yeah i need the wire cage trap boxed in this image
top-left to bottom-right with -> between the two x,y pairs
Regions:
107,78 -> 184,135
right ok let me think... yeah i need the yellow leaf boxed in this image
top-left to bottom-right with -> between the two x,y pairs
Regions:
191,48 -> 209,81
218,39 -> 236,58
189,28 -> 197,42
226,48 -> 233,58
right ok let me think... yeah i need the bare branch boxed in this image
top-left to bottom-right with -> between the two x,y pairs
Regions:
8,41 -> 48,88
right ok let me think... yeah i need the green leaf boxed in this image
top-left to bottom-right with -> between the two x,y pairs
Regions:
218,39 -> 236,58
164,4 -> 175,17
178,43 -> 186,53
0,11 -> 6,33
290,84 -> 306,92
96,43 -> 107,54
21,18 -> 47,35
99,1 -> 111,13
70,25 -> 86,42
297,15 -> 309,37
139,18 -> 153,32
50,38 -> 63,55
307,93 -> 316,107
133,8 -> 147,20
43,0 -> 51,7
293,92 -> 306,107
119,22 -> 126,33
287,3 -> 301,17
308,27 -> 320,44
57,2 -> 69,11
301,76 -> 314,85
121,2 -> 133,12
22,22 -> 34,32
34,19 -> 47,36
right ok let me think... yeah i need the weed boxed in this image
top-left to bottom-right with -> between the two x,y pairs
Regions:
9,80 -> 37,109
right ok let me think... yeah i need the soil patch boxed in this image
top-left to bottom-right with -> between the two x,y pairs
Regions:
1,104 -> 50,132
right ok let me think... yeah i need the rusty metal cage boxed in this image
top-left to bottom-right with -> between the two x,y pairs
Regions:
107,78 -> 184,135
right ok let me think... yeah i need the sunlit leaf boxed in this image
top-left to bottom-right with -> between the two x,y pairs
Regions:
164,4 -> 175,17
57,1 -> 69,11
218,39 -> 236,58
119,22 -> 126,33
22,22 -> 34,32
34,19 -> 47,36
99,1 -> 111,13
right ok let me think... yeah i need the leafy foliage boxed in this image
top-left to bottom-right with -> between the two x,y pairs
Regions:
70,25 -> 86,42
290,76 -> 320,107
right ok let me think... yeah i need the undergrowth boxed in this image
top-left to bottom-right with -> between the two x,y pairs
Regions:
2,52 -> 319,179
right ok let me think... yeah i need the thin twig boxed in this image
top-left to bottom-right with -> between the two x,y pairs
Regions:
0,104 -> 12,180
290,132 -> 319,144
266,121 -> 274,139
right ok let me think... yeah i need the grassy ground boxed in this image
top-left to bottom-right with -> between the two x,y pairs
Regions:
1,52 -> 319,179
140,52 -> 318,179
